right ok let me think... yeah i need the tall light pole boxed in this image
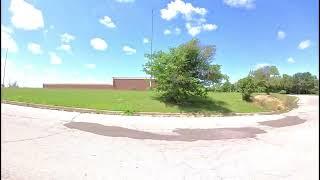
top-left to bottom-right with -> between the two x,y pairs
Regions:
2,48 -> 8,88
149,9 -> 154,88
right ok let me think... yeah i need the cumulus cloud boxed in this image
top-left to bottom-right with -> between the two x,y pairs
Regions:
163,29 -> 172,35
287,57 -> 295,64
27,42 -> 42,55
99,16 -> 116,28
57,44 -> 72,52
122,45 -> 136,55
9,0 -> 44,30
84,64 -> 96,69
61,33 -> 75,43
90,38 -> 108,51
277,30 -> 286,40
160,0 -> 207,21
202,23 -> 218,31
185,23 -> 201,36
1,25 -> 18,52
298,40 -> 311,50
223,0 -> 255,9
185,23 -> 218,36
49,52 -> 62,65
143,38 -> 150,44
161,0 -> 217,37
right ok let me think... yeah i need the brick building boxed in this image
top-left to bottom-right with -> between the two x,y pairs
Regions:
43,77 -> 156,90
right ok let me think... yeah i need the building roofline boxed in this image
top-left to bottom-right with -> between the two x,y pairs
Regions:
112,77 -> 155,80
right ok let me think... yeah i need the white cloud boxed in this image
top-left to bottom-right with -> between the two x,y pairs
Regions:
160,0 -> 217,37
84,64 -> 96,69
9,0 -> 44,30
99,16 -> 116,28
287,57 -> 295,63
298,40 -> 311,50
223,0 -> 255,9
49,52 -> 62,65
175,27 -> 181,35
164,29 -> 172,35
122,45 -> 136,55
61,33 -> 75,43
202,23 -> 218,31
57,44 -> 72,52
160,0 -> 207,21
143,38 -> 150,44
1,25 -> 18,52
185,23 -> 218,36
186,23 -> 201,36
115,0 -> 135,3
277,30 -> 286,40
27,42 -> 42,54
90,38 -> 108,51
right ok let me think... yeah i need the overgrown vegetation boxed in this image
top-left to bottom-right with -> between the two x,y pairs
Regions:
144,39 -> 225,104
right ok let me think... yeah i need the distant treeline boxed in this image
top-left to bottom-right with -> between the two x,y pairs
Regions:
210,66 -> 319,95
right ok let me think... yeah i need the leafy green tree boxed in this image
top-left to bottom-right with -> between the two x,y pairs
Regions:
250,65 -> 280,94
292,72 -> 317,94
144,39 -> 224,103
237,76 -> 256,101
280,74 -> 293,93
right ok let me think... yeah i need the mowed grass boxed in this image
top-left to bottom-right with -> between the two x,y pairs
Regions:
2,88 -> 269,113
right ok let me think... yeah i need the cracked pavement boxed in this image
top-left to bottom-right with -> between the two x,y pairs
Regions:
1,95 -> 319,179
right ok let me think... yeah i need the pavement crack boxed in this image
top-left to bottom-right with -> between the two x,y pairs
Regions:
3,130 -> 73,144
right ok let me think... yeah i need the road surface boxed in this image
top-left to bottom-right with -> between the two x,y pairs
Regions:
1,95 -> 319,179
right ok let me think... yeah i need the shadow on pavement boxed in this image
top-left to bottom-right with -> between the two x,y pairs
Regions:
258,116 -> 306,127
64,122 -> 266,142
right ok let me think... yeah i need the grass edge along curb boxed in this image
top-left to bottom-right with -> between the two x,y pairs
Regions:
1,100 -> 294,117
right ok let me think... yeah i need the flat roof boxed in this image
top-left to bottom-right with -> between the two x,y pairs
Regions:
112,77 -> 155,80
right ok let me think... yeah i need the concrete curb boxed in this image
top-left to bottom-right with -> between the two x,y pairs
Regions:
1,100 -> 292,117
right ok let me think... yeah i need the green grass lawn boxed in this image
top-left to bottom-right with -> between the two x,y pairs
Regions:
2,88 -> 275,114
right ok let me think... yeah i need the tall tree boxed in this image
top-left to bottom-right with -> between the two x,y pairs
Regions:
144,39 -> 224,103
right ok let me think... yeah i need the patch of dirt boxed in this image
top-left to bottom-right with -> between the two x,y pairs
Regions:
253,95 -> 285,111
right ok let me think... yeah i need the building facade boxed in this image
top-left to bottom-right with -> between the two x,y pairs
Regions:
43,77 -> 156,90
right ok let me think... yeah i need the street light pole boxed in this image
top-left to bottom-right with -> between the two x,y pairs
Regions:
2,48 -> 8,88
149,9 -> 154,88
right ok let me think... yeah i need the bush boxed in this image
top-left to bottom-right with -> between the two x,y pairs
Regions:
278,90 -> 287,94
237,77 -> 256,101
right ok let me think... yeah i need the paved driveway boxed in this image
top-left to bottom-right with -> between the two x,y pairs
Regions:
1,95 -> 319,179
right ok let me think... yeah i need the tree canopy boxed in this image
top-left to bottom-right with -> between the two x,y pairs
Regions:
144,39 -> 224,103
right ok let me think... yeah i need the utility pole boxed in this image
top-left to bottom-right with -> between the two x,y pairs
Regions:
2,48 -> 8,88
149,9 -> 154,88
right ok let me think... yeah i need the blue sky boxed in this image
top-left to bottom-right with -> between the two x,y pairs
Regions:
1,0 -> 319,87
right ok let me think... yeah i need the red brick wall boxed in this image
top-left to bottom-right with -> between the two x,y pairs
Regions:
43,84 -> 114,89
113,79 -> 156,90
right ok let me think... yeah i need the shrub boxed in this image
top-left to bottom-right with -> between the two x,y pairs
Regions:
278,90 -> 287,94
237,77 -> 256,101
